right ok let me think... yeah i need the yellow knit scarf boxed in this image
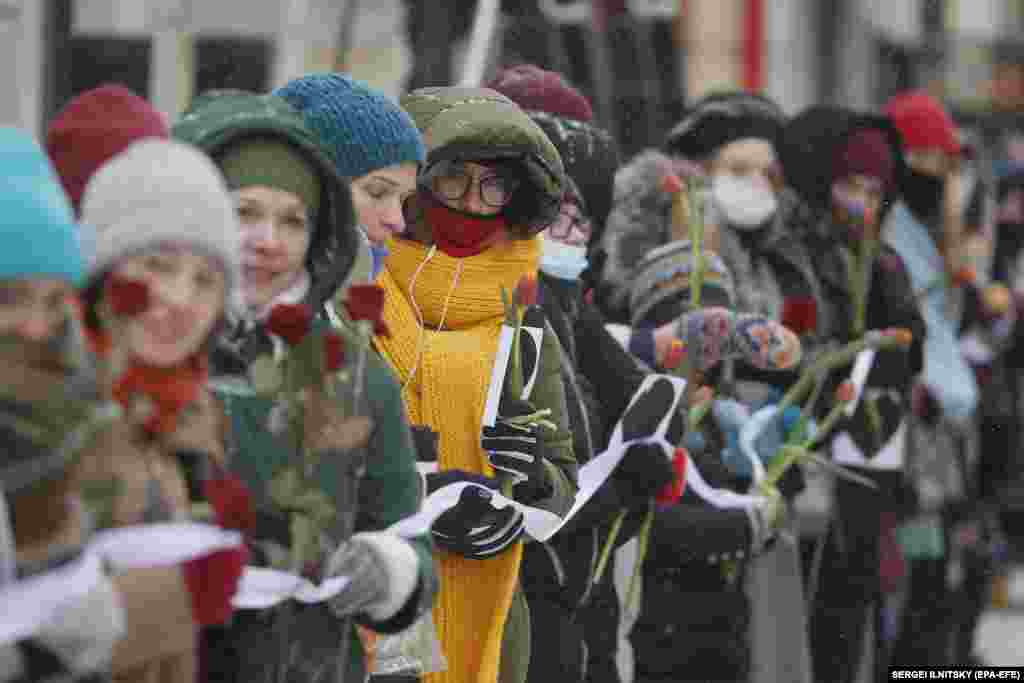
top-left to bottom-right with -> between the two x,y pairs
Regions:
374,236 -> 540,683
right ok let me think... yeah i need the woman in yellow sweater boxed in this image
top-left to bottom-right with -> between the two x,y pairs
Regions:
373,86 -> 578,683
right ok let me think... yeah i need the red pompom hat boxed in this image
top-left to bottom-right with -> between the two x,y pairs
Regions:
46,84 -> 168,213
884,90 -> 961,156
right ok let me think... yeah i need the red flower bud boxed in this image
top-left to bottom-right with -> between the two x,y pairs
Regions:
204,474 -> 255,534
836,380 -> 856,404
982,284 -> 1011,320
953,266 -> 977,288
106,276 -> 151,317
781,296 -> 818,336
663,338 -> 686,370
515,274 -> 539,308
584,289 -> 595,306
323,333 -> 346,372
882,327 -> 914,348
656,448 -> 688,504
344,284 -> 387,335
266,304 -> 313,346
877,253 -> 904,273
661,173 -> 684,195
690,385 -> 714,408
912,383 -> 941,424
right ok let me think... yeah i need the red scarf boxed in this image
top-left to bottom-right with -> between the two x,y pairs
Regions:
424,203 -> 509,258
86,327 -> 207,437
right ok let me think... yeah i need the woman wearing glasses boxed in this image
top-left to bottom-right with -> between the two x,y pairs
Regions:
372,86 -> 579,683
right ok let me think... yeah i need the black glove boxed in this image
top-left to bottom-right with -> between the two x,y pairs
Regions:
776,462 -> 806,501
411,425 -> 440,463
432,485 -> 525,559
611,442 -> 674,507
482,399 -> 552,504
620,376 -> 685,446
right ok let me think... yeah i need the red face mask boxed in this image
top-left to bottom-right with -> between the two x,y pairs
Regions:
424,203 -> 508,258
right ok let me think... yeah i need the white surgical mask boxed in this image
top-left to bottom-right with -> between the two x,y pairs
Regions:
540,234 -> 589,281
711,174 -> 778,230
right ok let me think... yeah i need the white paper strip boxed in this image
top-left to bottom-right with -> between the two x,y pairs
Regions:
844,349 -> 877,417
482,325 -> 516,428
232,568 -> 352,610
0,552 -> 104,645
90,522 -> 244,571
831,420 -> 907,471
520,325 -> 544,400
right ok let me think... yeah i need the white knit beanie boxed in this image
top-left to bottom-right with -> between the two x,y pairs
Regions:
80,139 -> 242,313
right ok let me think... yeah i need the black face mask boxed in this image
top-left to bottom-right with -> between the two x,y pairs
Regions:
901,169 -> 945,222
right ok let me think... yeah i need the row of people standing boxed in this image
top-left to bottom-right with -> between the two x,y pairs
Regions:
2,60 -> 1019,683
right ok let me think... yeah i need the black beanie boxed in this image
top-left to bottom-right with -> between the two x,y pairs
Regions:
527,111 -> 621,242
664,91 -> 785,161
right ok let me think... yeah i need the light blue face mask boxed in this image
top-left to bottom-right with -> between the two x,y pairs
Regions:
539,235 -> 589,281
369,242 -> 389,278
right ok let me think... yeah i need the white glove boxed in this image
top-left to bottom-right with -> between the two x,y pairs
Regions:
325,532 -> 419,622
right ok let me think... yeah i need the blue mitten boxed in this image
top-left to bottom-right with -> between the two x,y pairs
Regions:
711,399 -> 751,477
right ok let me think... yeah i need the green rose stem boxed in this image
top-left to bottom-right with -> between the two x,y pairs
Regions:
591,509 -> 626,586
592,390 -> 714,589
776,329 -> 913,416
683,178 -> 706,400
626,500 -> 655,611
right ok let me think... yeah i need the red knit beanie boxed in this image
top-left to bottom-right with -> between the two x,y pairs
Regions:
884,90 -> 961,156
833,128 -> 896,190
485,64 -> 594,122
46,84 -> 169,213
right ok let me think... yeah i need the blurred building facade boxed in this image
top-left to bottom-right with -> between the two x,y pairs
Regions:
2,1 -> 1024,147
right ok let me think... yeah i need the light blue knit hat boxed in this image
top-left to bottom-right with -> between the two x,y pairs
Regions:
275,74 -> 425,179
0,127 -> 83,286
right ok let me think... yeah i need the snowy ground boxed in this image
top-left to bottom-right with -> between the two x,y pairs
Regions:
975,566 -> 1024,666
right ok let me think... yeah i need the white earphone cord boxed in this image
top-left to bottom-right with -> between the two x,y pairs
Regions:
403,248 -> 465,393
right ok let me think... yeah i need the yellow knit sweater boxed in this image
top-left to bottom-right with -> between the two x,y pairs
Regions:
374,236 -> 540,683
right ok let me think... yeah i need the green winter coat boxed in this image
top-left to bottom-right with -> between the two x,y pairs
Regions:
173,92 -> 436,683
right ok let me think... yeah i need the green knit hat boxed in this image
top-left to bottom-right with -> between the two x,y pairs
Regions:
217,137 -> 322,220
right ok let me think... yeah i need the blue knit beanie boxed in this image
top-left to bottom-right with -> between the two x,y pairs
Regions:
275,74 -> 425,180
0,128 -> 82,286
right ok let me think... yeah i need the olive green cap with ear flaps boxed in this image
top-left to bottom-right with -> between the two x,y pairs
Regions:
400,87 -> 565,236
172,91 -> 359,313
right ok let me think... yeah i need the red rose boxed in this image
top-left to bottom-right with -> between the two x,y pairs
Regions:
835,380 -> 856,404
204,474 -> 255,534
952,266 -> 977,288
514,274 -> 539,308
660,173 -> 684,194
106,276 -> 151,317
882,327 -> 914,348
781,296 -> 818,336
911,383 -> 941,425
323,333 -> 346,372
662,339 -> 686,371
267,304 -> 313,346
345,284 -> 389,337
656,448 -> 688,505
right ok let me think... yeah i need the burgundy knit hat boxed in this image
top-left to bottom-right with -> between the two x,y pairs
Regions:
485,64 -> 594,122
833,128 -> 896,191
46,84 -> 169,213
884,90 -> 961,156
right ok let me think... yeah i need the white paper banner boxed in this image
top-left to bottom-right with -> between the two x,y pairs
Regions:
90,522 -> 244,571
232,568 -> 352,610
393,374 -> 686,541
832,420 -> 907,471
0,552 -> 105,645
482,325 -> 516,428
844,349 -> 877,417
